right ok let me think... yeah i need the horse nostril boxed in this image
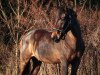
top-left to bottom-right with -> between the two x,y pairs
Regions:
52,36 -> 57,41
52,36 -> 60,43
52,37 -> 55,40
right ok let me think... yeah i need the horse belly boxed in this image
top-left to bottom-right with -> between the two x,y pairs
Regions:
39,55 -> 61,64
35,46 -> 61,63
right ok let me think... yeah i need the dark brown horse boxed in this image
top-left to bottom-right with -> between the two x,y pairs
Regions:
19,8 -> 85,75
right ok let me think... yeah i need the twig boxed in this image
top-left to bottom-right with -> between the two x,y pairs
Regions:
79,0 -> 88,15
9,2 -> 17,16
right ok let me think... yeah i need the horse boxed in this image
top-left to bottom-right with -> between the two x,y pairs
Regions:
19,8 -> 85,75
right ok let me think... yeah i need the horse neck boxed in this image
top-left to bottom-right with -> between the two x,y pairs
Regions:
63,30 -> 77,50
67,30 -> 76,39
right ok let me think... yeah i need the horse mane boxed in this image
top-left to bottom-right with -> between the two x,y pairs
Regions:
67,9 -> 85,54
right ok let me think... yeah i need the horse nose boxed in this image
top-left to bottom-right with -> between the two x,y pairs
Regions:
52,36 -> 60,43
52,36 -> 57,41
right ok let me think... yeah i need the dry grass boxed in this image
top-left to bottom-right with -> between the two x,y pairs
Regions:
0,0 -> 100,75
77,8 -> 100,75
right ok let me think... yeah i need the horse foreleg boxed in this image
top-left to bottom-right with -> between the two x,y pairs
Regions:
31,64 -> 41,75
20,59 -> 28,75
30,57 -> 42,75
60,60 -> 68,75
20,49 -> 33,75
20,55 -> 31,75
71,58 -> 80,75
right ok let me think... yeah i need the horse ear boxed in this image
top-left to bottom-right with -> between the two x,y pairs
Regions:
65,1 -> 74,10
57,0 -> 61,9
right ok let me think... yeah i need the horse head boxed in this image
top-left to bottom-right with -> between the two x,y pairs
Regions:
52,8 -> 77,43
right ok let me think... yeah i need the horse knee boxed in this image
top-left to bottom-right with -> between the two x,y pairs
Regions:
30,57 -> 42,75
32,66 -> 41,75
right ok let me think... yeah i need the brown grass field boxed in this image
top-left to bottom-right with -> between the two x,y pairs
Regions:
0,0 -> 100,75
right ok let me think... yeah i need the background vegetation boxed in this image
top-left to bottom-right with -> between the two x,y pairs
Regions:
0,0 -> 100,75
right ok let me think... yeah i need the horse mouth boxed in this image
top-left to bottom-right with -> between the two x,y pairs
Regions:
52,36 -> 60,43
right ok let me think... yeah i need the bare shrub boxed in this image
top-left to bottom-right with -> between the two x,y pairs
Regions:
0,0 -> 100,75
